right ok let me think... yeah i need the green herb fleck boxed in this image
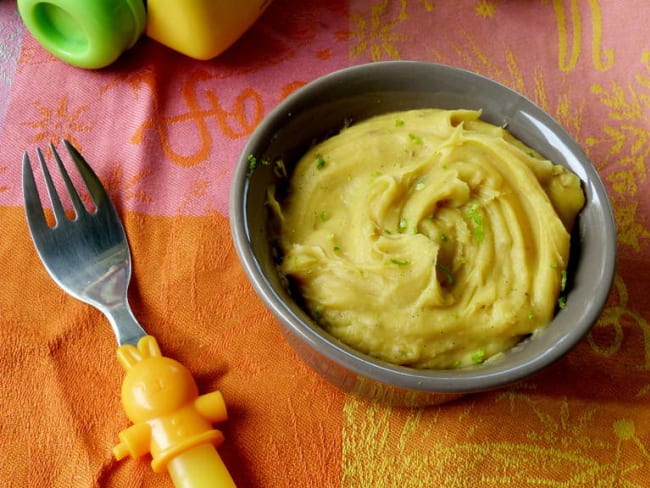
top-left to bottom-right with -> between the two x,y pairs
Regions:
466,203 -> 485,242
399,217 -> 408,230
435,263 -> 456,286
526,151 -> 536,158
471,348 -> 486,364
390,258 -> 410,266
439,232 -> 448,242
316,154 -> 326,170
333,245 -> 341,251
528,310 -> 535,320
319,210 -> 328,222
246,154 -> 257,176
395,119 -> 405,127
415,180 -> 426,191
561,269 -> 567,291
558,296 -> 567,309
371,170 -> 383,177
550,263 -> 558,269
408,133 -> 423,144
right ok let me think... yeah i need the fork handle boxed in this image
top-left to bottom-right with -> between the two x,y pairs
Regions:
115,336 -> 236,487
167,444 -> 236,488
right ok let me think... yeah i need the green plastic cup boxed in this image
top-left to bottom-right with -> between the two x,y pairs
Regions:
17,0 -> 146,69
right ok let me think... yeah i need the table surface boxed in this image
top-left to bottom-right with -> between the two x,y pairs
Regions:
1,1 -> 649,486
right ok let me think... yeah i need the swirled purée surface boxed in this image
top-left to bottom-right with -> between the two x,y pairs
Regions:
272,109 -> 585,369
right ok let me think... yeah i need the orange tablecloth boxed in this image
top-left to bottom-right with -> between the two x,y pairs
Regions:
1,1 -> 649,486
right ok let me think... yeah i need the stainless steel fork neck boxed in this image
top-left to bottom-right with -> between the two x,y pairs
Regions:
105,303 -> 147,346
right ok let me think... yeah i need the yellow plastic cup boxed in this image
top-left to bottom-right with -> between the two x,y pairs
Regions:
146,0 -> 272,60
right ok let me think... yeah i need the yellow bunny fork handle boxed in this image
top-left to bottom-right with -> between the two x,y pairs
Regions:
167,444 -> 236,488
114,336 -> 236,488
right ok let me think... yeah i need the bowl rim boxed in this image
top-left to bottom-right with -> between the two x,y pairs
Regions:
229,60 -> 617,393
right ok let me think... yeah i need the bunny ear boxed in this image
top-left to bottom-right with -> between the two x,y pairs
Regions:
138,335 -> 162,359
117,345 -> 143,370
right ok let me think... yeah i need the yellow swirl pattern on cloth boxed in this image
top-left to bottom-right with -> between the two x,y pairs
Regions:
276,109 -> 584,368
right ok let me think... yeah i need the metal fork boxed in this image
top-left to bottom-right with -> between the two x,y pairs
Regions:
22,141 -> 237,488
22,140 -> 147,346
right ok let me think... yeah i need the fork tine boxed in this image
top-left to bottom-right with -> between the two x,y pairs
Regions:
22,152 -> 49,231
36,147 -> 68,226
63,140 -> 108,209
50,142 -> 88,218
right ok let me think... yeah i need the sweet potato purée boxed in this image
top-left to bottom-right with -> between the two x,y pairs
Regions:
270,109 -> 585,369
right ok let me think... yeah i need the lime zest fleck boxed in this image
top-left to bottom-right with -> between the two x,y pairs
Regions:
316,154 -> 326,169
408,133 -> 423,144
466,202 -> 485,242
471,348 -> 486,364
390,258 -> 410,266
246,154 -> 257,176
561,269 -> 568,291
395,119 -> 405,127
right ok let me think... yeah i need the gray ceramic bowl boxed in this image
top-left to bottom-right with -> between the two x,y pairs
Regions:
229,61 -> 616,405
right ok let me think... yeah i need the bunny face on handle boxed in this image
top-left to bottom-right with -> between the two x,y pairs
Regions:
117,336 -> 199,423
